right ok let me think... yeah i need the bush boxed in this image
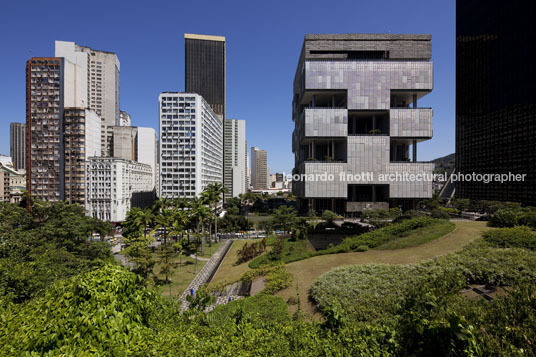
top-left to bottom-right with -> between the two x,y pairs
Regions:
355,245 -> 369,252
321,210 -> 338,224
431,208 -> 450,219
482,226 -> 536,250
241,263 -> 292,294
489,209 -> 519,227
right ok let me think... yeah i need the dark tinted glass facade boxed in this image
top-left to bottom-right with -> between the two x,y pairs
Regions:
456,1 -> 536,205
185,36 -> 225,118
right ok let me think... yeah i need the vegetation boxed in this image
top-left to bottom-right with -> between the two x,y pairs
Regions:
236,238 -> 266,264
482,226 -> 536,250
241,263 -> 293,294
375,219 -> 455,250
249,237 -> 315,268
489,207 -> 536,228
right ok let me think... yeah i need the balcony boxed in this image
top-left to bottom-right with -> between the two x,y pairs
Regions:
390,108 -> 432,138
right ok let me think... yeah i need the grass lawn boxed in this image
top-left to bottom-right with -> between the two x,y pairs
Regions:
209,239 -> 260,287
151,251 -> 206,298
275,220 -> 491,320
375,220 -> 456,250
197,240 -> 222,258
249,238 -> 316,268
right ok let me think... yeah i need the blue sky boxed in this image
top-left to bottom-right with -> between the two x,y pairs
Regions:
0,0 -> 455,174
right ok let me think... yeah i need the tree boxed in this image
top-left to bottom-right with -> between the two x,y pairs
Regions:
321,210 -> 338,225
271,206 -> 298,233
201,183 -> 227,243
123,207 -> 154,239
189,197 -> 212,256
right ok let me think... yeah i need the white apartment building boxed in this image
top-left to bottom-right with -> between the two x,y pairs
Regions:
137,127 -> 157,190
159,93 -> 223,199
86,157 -> 154,222
224,119 -> 247,199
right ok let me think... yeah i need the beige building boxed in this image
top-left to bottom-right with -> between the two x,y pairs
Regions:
250,146 -> 268,190
0,162 -> 26,203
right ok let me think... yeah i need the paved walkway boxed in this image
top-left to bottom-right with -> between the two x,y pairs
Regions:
180,239 -> 233,311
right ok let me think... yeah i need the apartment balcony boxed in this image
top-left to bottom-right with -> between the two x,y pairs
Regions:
346,201 -> 389,212
389,108 -> 432,139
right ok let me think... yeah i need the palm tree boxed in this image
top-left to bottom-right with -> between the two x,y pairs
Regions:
190,197 -> 212,257
132,208 -> 154,239
201,183 -> 227,243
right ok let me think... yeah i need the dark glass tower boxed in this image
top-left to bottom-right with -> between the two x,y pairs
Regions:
456,1 -> 536,205
184,33 -> 226,119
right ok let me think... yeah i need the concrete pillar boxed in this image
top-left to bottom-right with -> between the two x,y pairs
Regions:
413,140 -> 417,162
332,95 -> 335,107
412,94 -> 417,108
372,114 -> 376,130
372,186 -> 376,202
332,141 -> 335,160
312,95 -> 316,108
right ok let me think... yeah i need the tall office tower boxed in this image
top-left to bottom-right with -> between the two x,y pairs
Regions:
137,127 -> 157,190
119,110 -> 131,126
184,34 -> 226,119
10,123 -> 26,170
250,146 -> 268,190
55,41 -> 120,156
456,2 -> 536,205
224,119 -> 247,199
63,108 -> 101,204
159,93 -> 223,198
26,58 -> 65,202
86,157 -> 154,222
292,34 -> 434,214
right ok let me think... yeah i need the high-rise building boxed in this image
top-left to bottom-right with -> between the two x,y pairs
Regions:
119,110 -> 131,126
112,126 -> 137,160
250,146 -> 268,190
456,1 -> 536,205
292,34 -> 434,214
10,123 -> 26,170
159,93 -> 223,198
55,41 -> 120,156
137,127 -> 157,190
184,33 -> 226,119
86,157 -> 154,222
26,57 -> 65,202
63,108 -> 101,204
224,119 -> 247,199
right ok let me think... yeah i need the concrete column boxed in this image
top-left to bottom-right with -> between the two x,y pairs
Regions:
312,95 -> 316,108
372,114 -> 376,130
332,95 -> 335,107
332,141 -> 335,160
412,94 -> 417,108
372,186 -> 376,202
413,140 -> 417,162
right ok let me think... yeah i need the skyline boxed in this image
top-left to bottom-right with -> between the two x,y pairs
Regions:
0,0 -> 455,174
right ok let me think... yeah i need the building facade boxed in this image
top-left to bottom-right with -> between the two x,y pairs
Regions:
55,41 -> 120,156
10,123 -> 26,171
184,33 -> 226,120
224,119 -> 247,199
86,157 -> 154,222
292,34 -> 434,214
159,93 -> 223,198
137,127 -> 157,191
119,110 -> 131,126
0,162 -> 26,203
26,57 -> 65,202
456,1 -> 536,205
250,146 -> 268,190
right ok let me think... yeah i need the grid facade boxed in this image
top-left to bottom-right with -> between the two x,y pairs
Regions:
185,34 -> 225,119
224,119 -> 247,199
292,34 -> 434,214
456,1 -> 536,205
26,57 -> 64,202
10,123 -> 26,171
251,147 -> 268,190
159,93 -> 223,199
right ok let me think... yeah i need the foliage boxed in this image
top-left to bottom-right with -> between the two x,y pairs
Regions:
270,205 -> 298,232
241,263 -> 292,294
355,245 -> 369,252
0,265 -> 157,356
489,207 -> 536,228
249,238 -> 313,268
0,201 -> 114,304
321,209 -> 337,224
322,217 -> 441,254
482,226 -> 536,250
431,207 -> 455,219
375,220 -> 455,250
235,238 -> 266,264
186,285 -> 215,311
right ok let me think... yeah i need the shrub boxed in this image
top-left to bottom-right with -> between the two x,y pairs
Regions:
482,226 -> 536,250
431,208 -> 450,219
241,263 -> 292,294
321,210 -> 338,224
355,245 -> 369,252
489,209 -> 519,227
236,238 -> 266,264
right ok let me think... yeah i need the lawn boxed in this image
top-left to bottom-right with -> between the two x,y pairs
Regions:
374,220 -> 456,250
209,239 -> 259,287
249,238 -> 316,268
275,220 -> 490,319
151,251 -> 206,298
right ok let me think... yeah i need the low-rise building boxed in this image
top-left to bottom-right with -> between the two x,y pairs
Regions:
0,162 -> 26,203
86,157 -> 155,222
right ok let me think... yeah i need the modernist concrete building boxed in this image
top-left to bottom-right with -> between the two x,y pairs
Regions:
55,41 -> 120,156
251,146 -> 268,190
159,93 -> 223,199
292,34 -> 434,214
224,119 -> 247,199
456,1 -> 536,205
86,157 -> 154,222
10,123 -> 26,171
